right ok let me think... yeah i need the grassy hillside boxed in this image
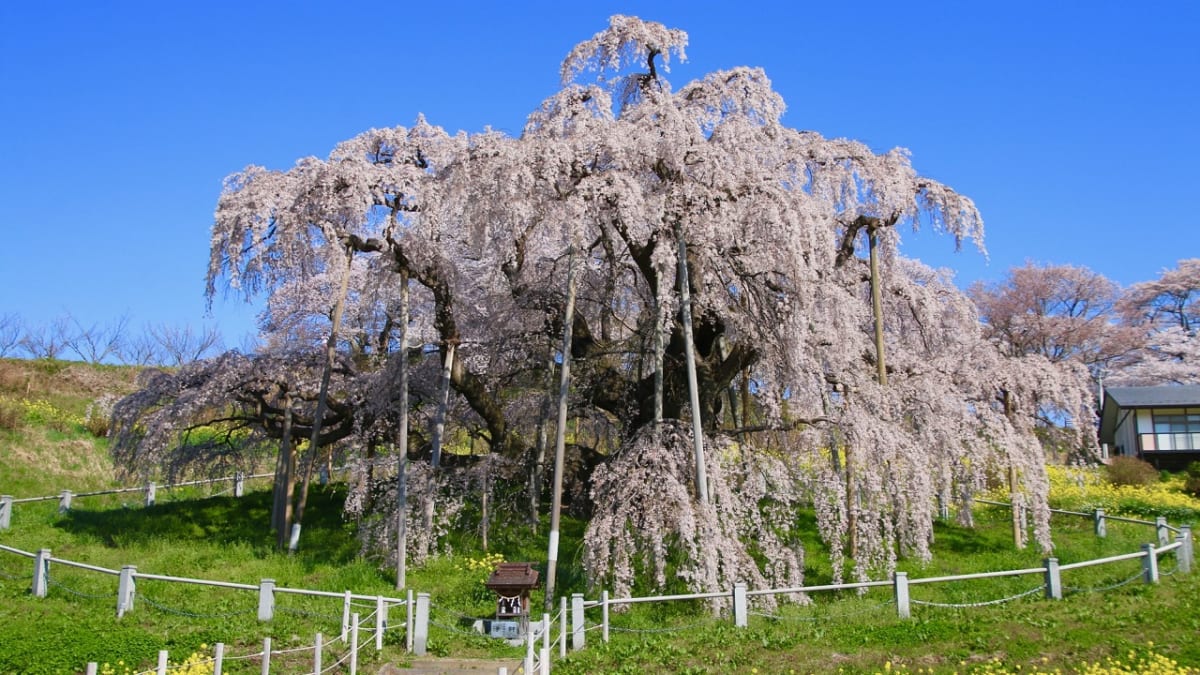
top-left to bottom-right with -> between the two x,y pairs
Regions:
1,359 -> 1198,674
0,358 -> 144,496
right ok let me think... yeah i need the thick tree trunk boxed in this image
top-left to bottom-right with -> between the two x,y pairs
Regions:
546,247 -> 577,610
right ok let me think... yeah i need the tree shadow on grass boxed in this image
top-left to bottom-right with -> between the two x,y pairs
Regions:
54,484 -> 358,566
932,515 -> 1015,556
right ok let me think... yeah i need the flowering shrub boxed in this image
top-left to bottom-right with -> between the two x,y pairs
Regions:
456,552 -> 507,584
455,552 -> 507,604
1045,464 -> 1200,520
98,649 -> 215,675
959,645 -> 1196,675
16,397 -> 84,433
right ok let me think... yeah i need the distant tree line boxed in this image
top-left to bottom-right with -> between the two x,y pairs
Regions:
0,312 -> 225,366
971,258 -> 1200,388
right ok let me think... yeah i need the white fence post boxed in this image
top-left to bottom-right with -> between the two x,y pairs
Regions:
733,583 -> 748,628
1043,557 -> 1062,600
260,637 -> 271,675
524,620 -> 535,675
213,643 -> 224,675
1156,517 -> 1170,546
893,571 -> 910,619
350,612 -> 360,675
1142,543 -> 1159,584
145,481 -> 156,507
313,633 -> 323,674
341,590 -> 352,641
541,611 -> 551,674
258,579 -> 275,621
234,472 -> 245,497
559,596 -> 567,658
601,590 -> 609,643
156,649 -> 168,675
86,663 -> 97,675
375,595 -> 386,651
406,588 -> 414,653
413,592 -> 430,656
0,495 -> 12,529
117,565 -> 137,617
58,490 -> 72,513
32,548 -> 50,597
1094,509 -> 1107,538
571,593 -> 585,651
1179,525 -> 1193,573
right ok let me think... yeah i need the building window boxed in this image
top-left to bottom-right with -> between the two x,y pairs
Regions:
1151,408 -> 1200,451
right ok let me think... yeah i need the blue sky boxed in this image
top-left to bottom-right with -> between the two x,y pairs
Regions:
2,1 -> 1196,348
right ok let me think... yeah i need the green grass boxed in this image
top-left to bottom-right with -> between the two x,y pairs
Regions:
2,359 -> 1199,674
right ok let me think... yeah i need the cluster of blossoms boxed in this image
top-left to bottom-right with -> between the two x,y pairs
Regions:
111,15 -> 1099,598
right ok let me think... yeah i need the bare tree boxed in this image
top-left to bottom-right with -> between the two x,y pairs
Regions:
119,328 -> 168,366
0,313 -> 23,357
65,314 -> 129,364
21,316 -> 74,360
149,323 -> 224,366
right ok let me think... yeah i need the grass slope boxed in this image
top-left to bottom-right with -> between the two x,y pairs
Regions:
0,359 -> 1197,674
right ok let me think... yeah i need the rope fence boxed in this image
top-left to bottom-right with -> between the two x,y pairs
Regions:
2,480 -> 1193,674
